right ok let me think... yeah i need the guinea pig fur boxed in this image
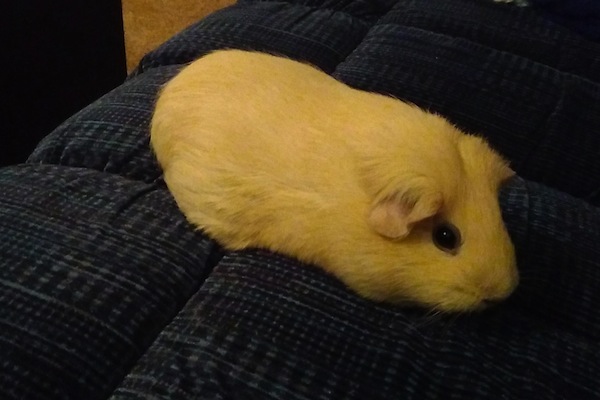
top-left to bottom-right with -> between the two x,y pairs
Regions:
151,49 -> 519,312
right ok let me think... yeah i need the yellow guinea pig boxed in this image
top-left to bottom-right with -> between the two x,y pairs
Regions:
151,49 -> 519,312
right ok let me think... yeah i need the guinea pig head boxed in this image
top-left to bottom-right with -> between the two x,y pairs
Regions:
356,130 -> 519,312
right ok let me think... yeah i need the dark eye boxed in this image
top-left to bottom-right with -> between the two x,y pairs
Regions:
433,222 -> 461,254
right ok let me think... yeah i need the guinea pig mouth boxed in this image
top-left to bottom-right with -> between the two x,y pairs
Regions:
468,291 -> 514,311
433,288 -> 512,313
480,298 -> 505,308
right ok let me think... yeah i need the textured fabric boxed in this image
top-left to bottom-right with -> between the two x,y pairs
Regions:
387,0 -> 600,81
0,165 -> 218,400
2,0 -> 600,399
110,179 -> 600,400
27,66 -> 182,183
131,0 -> 378,76
529,0 -> 600,40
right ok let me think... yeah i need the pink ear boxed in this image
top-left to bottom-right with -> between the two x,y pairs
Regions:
368,191 -> 443,239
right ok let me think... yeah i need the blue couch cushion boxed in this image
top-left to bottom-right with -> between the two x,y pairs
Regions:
2,0 -> 600,399
0,165 -> 217,400
111,177 -> 600,399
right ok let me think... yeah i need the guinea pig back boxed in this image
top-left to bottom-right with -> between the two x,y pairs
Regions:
151,49 -> 519,312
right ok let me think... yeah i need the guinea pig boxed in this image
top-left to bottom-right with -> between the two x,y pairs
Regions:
151,49 -> 519,312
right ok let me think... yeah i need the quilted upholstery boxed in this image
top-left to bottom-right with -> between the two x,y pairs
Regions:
2,0 -> 600,399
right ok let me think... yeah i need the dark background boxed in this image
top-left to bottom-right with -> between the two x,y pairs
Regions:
2,1 -> 127,167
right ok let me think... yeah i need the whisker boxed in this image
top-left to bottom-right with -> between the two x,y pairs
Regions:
409,309 -> 446,329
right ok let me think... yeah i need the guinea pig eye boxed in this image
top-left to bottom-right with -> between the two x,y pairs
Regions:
432,222 -> 462,254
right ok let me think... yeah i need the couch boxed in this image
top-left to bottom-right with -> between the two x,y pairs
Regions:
2,0 -> 600,399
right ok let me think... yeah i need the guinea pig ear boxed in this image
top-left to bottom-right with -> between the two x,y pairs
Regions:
368,189 -> 443,240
